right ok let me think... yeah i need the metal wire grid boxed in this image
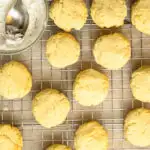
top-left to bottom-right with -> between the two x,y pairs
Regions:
0,0 -> 150,149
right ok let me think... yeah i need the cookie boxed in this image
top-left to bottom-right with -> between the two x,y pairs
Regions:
0,124 -> 23,150
0,61 -> 32,99
73,69 -> 109,106
46,144 -> 71,150
49,0 -> 88,32
132,0 -> 150,35
46,32 -> 80,68
74,121 -> 108,150
130,66 -> 150,102
93,33 -> 131,70
124,108 -> 150,147
32,89 -> 71,128
91,0 -> 127,28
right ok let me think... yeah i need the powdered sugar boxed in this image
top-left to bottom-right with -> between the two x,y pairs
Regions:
0,0 -> 47,52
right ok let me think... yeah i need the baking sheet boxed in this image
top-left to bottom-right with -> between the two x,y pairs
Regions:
0,0 -> 150,149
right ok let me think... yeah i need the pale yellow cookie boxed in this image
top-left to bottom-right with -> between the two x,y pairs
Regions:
93,33 -> 131,70
46,32 -> 80,68
73,69 -> 109,106
0,124 -> 23,150
46,144 -> 71,150
124,108 -> 150,147
32,89 -> 71,128
49,0 -> 88,32
132,0 -> 150,35
91,0 -> 127,28
74,121 -> 108,150
0,61 -> 32,99
130,66 -> 150,102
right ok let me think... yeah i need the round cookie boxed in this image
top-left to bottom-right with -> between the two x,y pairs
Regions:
130,66 -> 150,102
91,0 -> 127,28
46,32 -> 80,68
93,33 -> 131,70
46,144 -> 71,150
132,0 -> 150,35
32,89 -> 71,128
0,124 -> 23,150
0,61 -> 32,99
73,69 -> 109,106
124,108 -> 150,147
74,121 -> 108,150
49,0 -> 88,32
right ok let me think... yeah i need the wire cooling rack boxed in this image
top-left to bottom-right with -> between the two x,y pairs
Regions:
0,0 -> 150,149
